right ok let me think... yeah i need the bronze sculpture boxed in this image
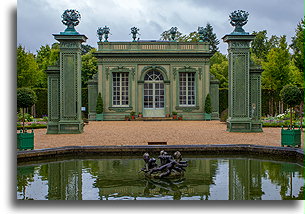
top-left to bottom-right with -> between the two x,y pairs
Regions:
140,151 -> 188,179
61,9 -> 81,32
130,27 -> 140,42
229,10 -> 249,34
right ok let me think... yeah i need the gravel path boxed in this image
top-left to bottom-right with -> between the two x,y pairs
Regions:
32,121 -> 304,150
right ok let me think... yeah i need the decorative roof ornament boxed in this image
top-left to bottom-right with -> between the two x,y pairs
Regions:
97,27 -> 104,42
229,10 -> 249,35
130,27 -> 140,42
61,9 -> 81,35
102,26 -> 110,42
97,26 -> 111,42
170,27 -> 178,41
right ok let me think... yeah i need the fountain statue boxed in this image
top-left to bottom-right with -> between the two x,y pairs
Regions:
140,151 -> 188,178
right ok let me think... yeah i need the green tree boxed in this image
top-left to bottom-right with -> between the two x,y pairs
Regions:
290,19 -> 304,75
96,93 -> 104,114
205,23 -> 219,53
17,45 -> 41,88
261,36 -> 290,92
17,88 -> 37,131
81,48 -> 98,87
210,52 -> 228,88
280,85 -> 302,128
204,94 -> 212,114
251,30 -> 269,60
160,29 -> 183,41
35,43 -> 60,88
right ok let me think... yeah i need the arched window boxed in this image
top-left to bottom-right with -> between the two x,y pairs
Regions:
144,70 -> 164,81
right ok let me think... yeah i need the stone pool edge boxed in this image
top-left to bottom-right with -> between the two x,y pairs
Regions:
17,144 -> 304,163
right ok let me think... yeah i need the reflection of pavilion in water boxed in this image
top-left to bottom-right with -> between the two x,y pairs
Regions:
17,158 -> 304,200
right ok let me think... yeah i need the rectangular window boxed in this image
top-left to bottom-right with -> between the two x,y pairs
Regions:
112,73 -> 129,107
179,72 -> 195,106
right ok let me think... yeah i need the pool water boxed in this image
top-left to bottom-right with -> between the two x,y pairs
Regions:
17,156 -> 304,200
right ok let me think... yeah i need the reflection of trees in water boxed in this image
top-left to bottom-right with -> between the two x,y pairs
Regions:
17,166 -> 35,200
262,161 -> 304,200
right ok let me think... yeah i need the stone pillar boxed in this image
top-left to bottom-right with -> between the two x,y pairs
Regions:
88,74 -> 98,121
249,68 -> 263,132
210,76 -> 220,120
52,33 -> 87,133
222,34 -> 255,132
46,66 -> 60,134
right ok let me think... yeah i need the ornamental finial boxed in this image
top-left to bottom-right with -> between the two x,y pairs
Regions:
229,10 -> 249,34
61,9 -> 81,34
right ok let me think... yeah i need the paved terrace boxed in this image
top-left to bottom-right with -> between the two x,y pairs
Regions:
33,121 -> 303,150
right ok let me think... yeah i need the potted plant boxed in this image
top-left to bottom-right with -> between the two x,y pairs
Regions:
172,112 -> 178,120
130,111 -> 136,120
96,93 -> 104,121
165,113 -> 170,118
204,94 -> 212,121
138,112 -> 143,118
280,85 -> 302,147
17,88 -> 37,150
178,115 -> 183,120
125,115 -> 130,121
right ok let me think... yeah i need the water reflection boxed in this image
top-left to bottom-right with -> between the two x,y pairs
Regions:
17,157 -> 304,200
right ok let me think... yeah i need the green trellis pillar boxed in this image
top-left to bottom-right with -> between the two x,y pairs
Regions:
88,74 -> 98,121
222,34 -> 256,132
210,76 -> 220,120
51,33 -> 87,134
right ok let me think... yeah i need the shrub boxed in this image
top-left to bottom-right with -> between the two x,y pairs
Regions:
96,93 -> 104,114
17,88 -> 37,132
280,85 -> 302,128
204,94 -> 212,114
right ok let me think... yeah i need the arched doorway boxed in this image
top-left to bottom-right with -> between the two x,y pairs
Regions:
143,70 -> 165,117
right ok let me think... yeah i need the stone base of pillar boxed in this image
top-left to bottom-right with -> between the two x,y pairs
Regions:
58,121 -> 83,134
227,118 -> 263,132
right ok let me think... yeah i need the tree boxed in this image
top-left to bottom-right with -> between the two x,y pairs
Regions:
280,85 -> 302,128
251,30 -> 269,60
17,45 -> 41,88
81,48 -> 98,87
261,36 -> 290,92
17,88 -> 37,131
205,23 -> 219,53
290,19 -> 304,75
96,93 -> 104,114
204,94 -> 212,114
209,52 -> 228,88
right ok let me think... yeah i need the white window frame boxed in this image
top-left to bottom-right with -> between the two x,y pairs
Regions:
112,72 -> 129,107
179,72 -> 196,107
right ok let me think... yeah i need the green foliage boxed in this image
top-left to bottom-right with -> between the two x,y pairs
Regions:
205,23 -> 219,53
33,88 -> 48,117
17,88 -> 37,109
172,111 -> 177,115
35,43 -> 60,88
177,23 -> 219,53
262,36 -> 290,92
17,45 -> 41,88
204,94 -> 212,114
17,113 -> 34,122
96,93 -> 104,114
290,19 -> 304,74
160,29 -> 183,41
81,48 -> 98,87
280,85 -> 302,108
210,52 -> 228,88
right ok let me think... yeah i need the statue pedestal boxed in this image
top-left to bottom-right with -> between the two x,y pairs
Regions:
223,34 -> 262,132
46,33 -> 87,134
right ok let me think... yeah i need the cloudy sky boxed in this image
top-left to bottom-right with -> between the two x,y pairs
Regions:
17,0 -> 303,54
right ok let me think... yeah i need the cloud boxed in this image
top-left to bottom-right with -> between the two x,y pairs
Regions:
17,0 -> 303,54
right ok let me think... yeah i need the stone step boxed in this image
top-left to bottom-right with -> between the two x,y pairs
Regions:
135,117 -> 174,121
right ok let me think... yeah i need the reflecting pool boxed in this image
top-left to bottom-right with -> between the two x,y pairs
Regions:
17,156 -> 304,200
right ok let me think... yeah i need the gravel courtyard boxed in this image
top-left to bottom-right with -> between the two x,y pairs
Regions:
32,121 -> 304,150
